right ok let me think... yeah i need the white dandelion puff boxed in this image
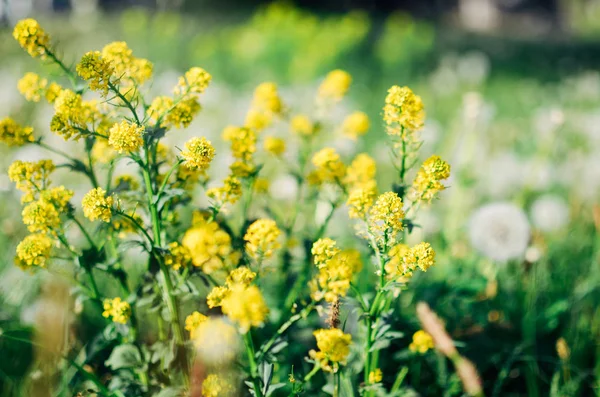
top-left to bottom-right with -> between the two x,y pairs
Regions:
530,195 -> 569,233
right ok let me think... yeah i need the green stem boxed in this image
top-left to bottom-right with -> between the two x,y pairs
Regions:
257,303 -> 315,360
244,331 -> 263,397
44,46 -> 79,88
70,215 -> 96,249
108,81 -> 141,125
156,159 -> 183,199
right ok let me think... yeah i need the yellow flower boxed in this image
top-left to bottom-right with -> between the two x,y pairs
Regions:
369,368 -> 383,384
226,266 -> 257,288
108,121 -> 144,153
51,89 -> 85,141
226,127 -> 256,162
253,178 -> 270,194
221,284 -> 269,332
404,242 -> 435,273
312,249 -> 362,303
244,219 -> 282,260
311,328 -> 352,371
384,243 -> 411,280
76,51 -> 115,95
409,330 -> 434,354
344,153 -> 376,190
13,19 -> 50,58
147,95 -> 174,125
40,186 -> 73,212
206,176 -> 243,206
312,238 -> 340,268
164,242 -> 192,271
318,69 -> 352,101
367,192 -> 405,245
15,233 -> 53,268
22,199 -> 61,234
17,72 -> 47,102
341,111 -> 370,139
311,148 -> 346,184
229,161 -> 255,178
556,338 -> 570,360
182,219 -> 234,274
346,184 -> 377,219
181,137 -> 215,171
383,85 -> 425,132
202,374 -> 232,397
167,97 -> 201,128
91,139 -> 117,164
245,109 -> 272,132
290,114 -> 314,136
412,155 -> 451,202
252,82 -> 283,114
0,118 -> 34,146
8,159 -> 55,201
207,286 -> 230,308
185,311 -> 208,340
102,297 -> 131,324
264,136 -> 286,156
176,67 -> 212,95
45,82 -> 63,103
101,41 -> 153,85
82,187 -> 114,223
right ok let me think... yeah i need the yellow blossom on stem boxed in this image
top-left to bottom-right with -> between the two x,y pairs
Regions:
341,111 -> 370,139
312,249 -> 362,302
244,219 -> 282,260
221,284 -> 269,333
206,176 -> 243,206
404,242 -> 435,273
181,137 -> 215,171
412,155 -> 451,202
383,85 -> 425,132
290,114 -> 315,136
344,153 -> 376,189
409,330 -> 434,354
252,82 -> 283,115
264,136 -> 286,156
367,191 -> 405,245
310,328 -> 352,372
147,96 -> 174,125
167,97 -> 201,128
346,184 -> 377,219
13,19 -> 50,58
17,72 -> 47,102
15,233 -> 53,268
311,147 -> 346,184
102,297 -> 131,324
226,266 -> 257,288
182,219 -> 234,273
0,118 -> 34,146
312,238 -> 341,268
101,41 -> 153,85
176,67 -> 212,95
318,69 -> 352,102
369,368 -> 383,384
76,51 -> 115,95
108,121 -> 144,153
22,199 -> 61,234
202,374 -> 232,397
384,243 -> 411,280
185,311 -> 208,340
207,286 -> 230,309
245,109 -> 272,132
45,82 -> 63,103
82,187 -> 114,223
8,159 -> 55,201
40,186 -> 73,212
164,242 -> 192,271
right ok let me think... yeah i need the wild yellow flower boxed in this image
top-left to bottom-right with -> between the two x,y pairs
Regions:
310,328 -> 352,371
346,184 -> 377,219
76,51 -> 115,95
108,121 -> 144,153
341,111 -> 370,139
221,284 -> 269,332
207,286 -> 230,309
91,139 -> 116,164
182,220 -> 234,274
17,72 -> 47,102
312,249 -> 362,302
176,67 -> 212,95
184,311 -> 208,340
51,89 -> 85,140
202,374 -> 232,397
181,137 -> 215,171
22,199 -> 61,234
45,82 -> 63,103
101,41 -> 153,85
367,191 -> 404,245
311,147 -> 346,184
102,297 -> 131,324
318,69 -> 352,101
226,127 -> 256,162
312,238 -> 341,268
244,219 -> 282,260
290,114 -> 314,136
412,155 -> 451,202
13,19 -> 50,58
264,136 -> 286,156
0,118 -> 34,146
40,186 -> 73,212
164,242 -> 192,271
252,82 -> 283,115
369,368 -> 383,384
245,109 -> 272,132
147,95 -> 175,125
253,178 -> 270,194
226,266 -> 257,288
8,159 -> 55,201
409,330 -> 434,354
206,176 -> 243,206
384,243 -> 411,280
404,242 -> 435,273
344,153 -> 376,189
15,233 -> 53,268
167,97 -> 201,128
383,85 -> 425,132
82,187 -> 114,223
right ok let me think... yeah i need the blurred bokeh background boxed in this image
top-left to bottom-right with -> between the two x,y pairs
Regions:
1,0 -> 600,396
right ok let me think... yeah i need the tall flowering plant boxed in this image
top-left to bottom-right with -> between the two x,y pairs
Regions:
1,19 -> 473,397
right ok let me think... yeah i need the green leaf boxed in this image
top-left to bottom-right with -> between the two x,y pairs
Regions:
153,387 -> 186,397
105,344 -> 142,370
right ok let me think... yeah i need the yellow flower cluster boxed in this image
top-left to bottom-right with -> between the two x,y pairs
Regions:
344,153 -> 377,190
102,297 -> 131,324
82,187 -> 115,223
251,82 -> 283,115
92,139 -> 116,164
403,242 -> 436,273
311,238 -> 341,267
76,51 -> 115,95
147,96 -> 200,129
341,111 -> 370,140
13,19 -> 50,58
50,89 -> 104,141
0,118 -> 34,146
291,114 -> 315,136
318,69 -> 352,102
181,137 -> 215,172
385,242 -> 436,281
108,121 -> 144,153
412,155 -> 451,202
176,67 -> 212,95
311,249 -> 362,302
101,41 -> 153,86
181,218 -> 235,274
224,126 -> 257,177
8,159 -> 55,202
368,368 -> 383,384
310,328 -> 352,372
206,176 -> 243,206
264,136 -> 286,156
383,85 -> 425,134
22,199 -> 61,234
202,374 -> 233,397
347,185 -> 377,219
18,72 -> 47,102
311,147 -> 346,185
367,191 -> 405,246
184,311 -> 208,340
409,330 -> 434,354
15,233 -> 53,269
164,242 -> 192,271
244,219 -> 282,260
